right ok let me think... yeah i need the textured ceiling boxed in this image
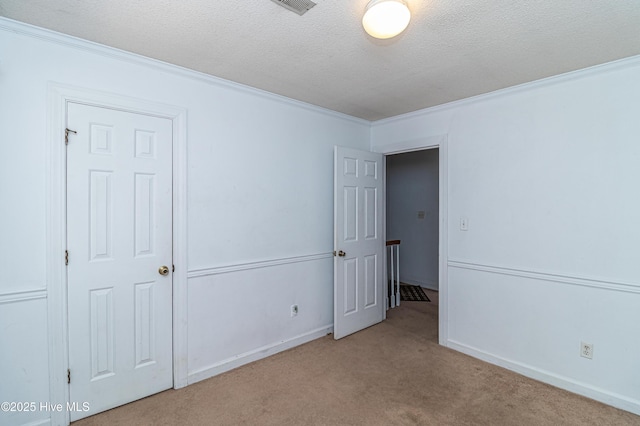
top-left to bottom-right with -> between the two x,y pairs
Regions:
2,0 -> 640,120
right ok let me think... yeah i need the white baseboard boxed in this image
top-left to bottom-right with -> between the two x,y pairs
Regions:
187,325 -> 333,385
420,283 -> 438,291
22,418 -> 51,426
447,339 -> 640,416
400,277 -> 438,290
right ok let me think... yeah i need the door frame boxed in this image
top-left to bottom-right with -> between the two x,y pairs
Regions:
46,83 -> 188,425
374,135 -> 449,346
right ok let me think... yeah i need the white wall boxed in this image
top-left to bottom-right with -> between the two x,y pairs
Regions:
372,57 -> 640,415
2,16 -> 640,425
0,19 -> 369,426
386,150 -> 439,289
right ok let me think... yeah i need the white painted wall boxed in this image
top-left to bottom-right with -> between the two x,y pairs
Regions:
386,150 -> 439,289
372,57 -> 640,415
0,19 -> 369,425
2,16 -> 640,425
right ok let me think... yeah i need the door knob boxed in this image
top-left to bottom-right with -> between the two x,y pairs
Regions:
158,265 -> 169,276
338,250 -> 346,257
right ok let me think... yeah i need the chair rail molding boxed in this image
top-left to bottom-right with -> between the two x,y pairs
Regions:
448,260 -> 640,294
187,252 -> 333,278
0,289 -> 47,305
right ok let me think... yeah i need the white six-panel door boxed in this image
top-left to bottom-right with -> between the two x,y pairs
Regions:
66,103 -> 173,421
334,146 -> 384,339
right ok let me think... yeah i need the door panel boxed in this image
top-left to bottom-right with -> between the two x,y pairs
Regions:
334,146 -> 384,339
66,103 -> 173,421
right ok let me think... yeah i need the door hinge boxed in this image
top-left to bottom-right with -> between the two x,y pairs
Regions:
67,369 -> 71,384
65,250 -> 69,265
65,128 -> 77,145
172,264 -> 175,273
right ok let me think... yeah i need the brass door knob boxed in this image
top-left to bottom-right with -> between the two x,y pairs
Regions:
338,250 -> 346,257
158,265 -> 169,276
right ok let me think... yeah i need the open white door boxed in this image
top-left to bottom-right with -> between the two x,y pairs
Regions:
334,146 -> 384,339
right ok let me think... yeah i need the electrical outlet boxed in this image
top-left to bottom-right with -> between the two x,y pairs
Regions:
580,342 -> 593,359
290,304 -> 299,317
460,217 -> 469,231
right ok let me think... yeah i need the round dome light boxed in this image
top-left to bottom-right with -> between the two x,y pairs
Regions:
362,0 -> 411,39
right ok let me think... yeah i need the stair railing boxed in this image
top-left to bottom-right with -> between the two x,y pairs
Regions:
386,240 -> 401,310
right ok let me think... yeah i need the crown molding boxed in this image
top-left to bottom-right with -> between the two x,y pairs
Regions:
3,16 -> 638,129
0,17 -> 369,126
372,54 -> 640,126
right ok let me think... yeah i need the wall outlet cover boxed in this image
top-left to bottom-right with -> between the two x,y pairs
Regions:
580,341 -> 593,359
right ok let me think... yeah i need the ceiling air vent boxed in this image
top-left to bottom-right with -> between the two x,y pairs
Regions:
270,0 -> 317,16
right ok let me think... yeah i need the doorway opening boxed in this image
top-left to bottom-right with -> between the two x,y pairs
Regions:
385,148 -> 440,336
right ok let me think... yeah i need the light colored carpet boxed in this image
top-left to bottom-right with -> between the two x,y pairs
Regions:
74,289 -> 639,425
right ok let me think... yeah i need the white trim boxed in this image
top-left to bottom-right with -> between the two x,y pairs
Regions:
421,283 -> 439,291
379,135 -> 449,345
381,156 -> 387,321
399,278 -> 438,290
448,260 -> 640,294
187,325 -> 333,385
6,13 -> 639,129
0,17 -> 367,127
372,134 -> 446,155
438,137 -> 449,346
187,253 -> 333,278
171,94 -> 190,390
3,18 -> 640,129
447,339 -> 640,416
22,419 -> 51,426
371,54 -> 640,126
0,289 -> 47,304
46,83 -> 188,426
46,83 -> 71,426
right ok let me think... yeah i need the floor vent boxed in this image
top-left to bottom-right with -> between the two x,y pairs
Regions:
270,0 -> 317,16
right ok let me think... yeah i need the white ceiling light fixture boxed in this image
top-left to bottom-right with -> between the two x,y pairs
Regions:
362,0 -> 411,39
